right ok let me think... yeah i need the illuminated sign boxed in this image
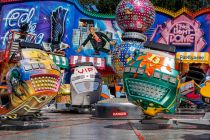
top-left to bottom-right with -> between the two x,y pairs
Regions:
112,111 -> 128,117
158,15 -> 206,51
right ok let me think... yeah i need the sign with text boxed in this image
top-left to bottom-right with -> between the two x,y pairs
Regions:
176,52 -> 209,63
158,15 -> 206,52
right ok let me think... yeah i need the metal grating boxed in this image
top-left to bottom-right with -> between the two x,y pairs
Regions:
31,75 -> 60,92
126,79 -> 170,102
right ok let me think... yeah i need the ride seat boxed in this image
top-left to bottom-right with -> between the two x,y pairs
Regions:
186,70 -> 206,85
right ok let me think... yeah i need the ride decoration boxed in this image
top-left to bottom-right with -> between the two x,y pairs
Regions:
113,0 -> 155,76
116,0 -> 155,33
123,50 -> 180,116
115,0 -> 181,116
201,69 -> 210,104
0,31 -> 61,119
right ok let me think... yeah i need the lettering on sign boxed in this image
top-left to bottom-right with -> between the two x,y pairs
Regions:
169,23 -> 195,46
77,67 -> 93,74
180,55 -> 204,60
158,15 -> 206,51
112,112 -> 128,117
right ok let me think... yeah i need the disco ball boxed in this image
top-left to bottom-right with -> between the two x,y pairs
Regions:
116,0 -> 155,33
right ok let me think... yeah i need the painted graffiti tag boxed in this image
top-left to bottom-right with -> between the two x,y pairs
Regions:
5,8 -> 35,28
3,8 -> 44,44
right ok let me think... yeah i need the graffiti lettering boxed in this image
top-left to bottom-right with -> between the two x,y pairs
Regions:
5,8 -> 35,27
34,33 -> 44,44
148,54 -> 160,64
169,34 -> 195,45
4,8 -> 44,44
158,15 -> 206,51
169,23 -> 195,46
28,23 -> 37,33
173,24 -> 194,35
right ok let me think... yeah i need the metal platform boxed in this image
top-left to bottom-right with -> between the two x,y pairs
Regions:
54,103 -> 92,113
0,110 -> 210,140
94,98 -> 144,119
171,112 -> 210,126
136,112 -> 210,130
0,117 -> 49,130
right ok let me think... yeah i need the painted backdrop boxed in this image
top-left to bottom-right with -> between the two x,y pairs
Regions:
0,1 -> 209,58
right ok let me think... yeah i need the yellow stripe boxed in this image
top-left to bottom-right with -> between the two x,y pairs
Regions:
195,52 -> 198,62
204,53 -> 208,62
176,52 -> 209,64
176,53 -> 180,60
183,52 -> 187,63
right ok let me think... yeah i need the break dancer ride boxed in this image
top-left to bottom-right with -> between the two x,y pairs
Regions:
0,31 -> 61,122
95,0 -> 165,119
114,0 -> 179,116
113,0 -> 210,125
70,62 -> 102,112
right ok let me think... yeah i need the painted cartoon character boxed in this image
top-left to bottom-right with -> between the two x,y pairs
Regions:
77,27 -> 115,55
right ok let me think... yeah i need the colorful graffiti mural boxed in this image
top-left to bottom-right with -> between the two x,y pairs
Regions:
0,1 -> 209,59
157,15 -> 206,51
0,1 -> 122,60
146,8 -> 210,52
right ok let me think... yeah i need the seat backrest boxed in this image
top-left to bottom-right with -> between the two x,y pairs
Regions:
186,70 -> 206,84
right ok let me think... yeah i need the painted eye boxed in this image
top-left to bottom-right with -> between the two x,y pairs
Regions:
39,63 -> 45,69
162,74 -> 169,81
124,67 -> 131,72
137,68 -> 144,74
169,77 -> 176,84
24,64 -> 32,71
154,72 -> 161,78
32,63 -> 39,69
